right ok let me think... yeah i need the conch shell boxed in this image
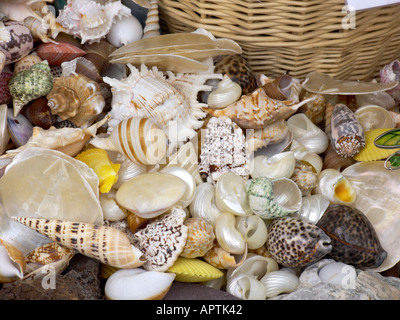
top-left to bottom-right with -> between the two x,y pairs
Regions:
203,87 -> 316,129
12,217 -> 145,269
46,73 -> 105,128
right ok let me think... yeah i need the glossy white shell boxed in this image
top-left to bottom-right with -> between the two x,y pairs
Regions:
294,194 -> 330,224
260,269 -> 299,298
99,189 -> 127,221
250,152 -> 296,179
236,215 -> 268,250
188,182 -> 222,227
207,75 -> 242,109
290,139 -> 323,174
106,15 -> 143,48
314,168 -> 356,205
215,212 -> 246,255
287,113 -> 329,154
318,261 -> 357,287
226,274 -> 266,300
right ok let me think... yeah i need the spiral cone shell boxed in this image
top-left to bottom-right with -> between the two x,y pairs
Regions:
12,217 -> 144,269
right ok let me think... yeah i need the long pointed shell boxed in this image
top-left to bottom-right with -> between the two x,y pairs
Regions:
12,217 -> 144,269
142,0 -> 160,39
203,88 -> 316,129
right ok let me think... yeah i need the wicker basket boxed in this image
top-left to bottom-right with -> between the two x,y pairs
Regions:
158,0 -> 400,81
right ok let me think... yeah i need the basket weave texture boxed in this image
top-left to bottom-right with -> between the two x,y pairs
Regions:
158,0 -> 400,81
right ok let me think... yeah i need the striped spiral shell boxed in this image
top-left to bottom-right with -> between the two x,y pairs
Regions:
12,217 -> 144,269
330,104 -> 365,158
109,117 -> 167,165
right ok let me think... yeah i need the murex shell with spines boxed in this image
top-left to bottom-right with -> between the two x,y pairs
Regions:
9,61 -> 53,117
12,217 -> 144,269
330,104 -> 365,158
316,204 -> 387,269
103,64 -> 222,152
267,216 -> 332,268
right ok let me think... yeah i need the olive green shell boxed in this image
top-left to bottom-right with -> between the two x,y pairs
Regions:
317,204 -> 387,269
267,216 -> 332,268
214,54 -> 257,95
9,61 -> 53,115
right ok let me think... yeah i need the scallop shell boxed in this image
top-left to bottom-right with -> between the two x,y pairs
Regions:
247,176 -> 302,219
314,168 -> 356,205
199,116 -> 250,183
317,204 -> 388,269
213,54 -> 256,95
330,104 -> 365,158
250,152 -> 296,180
267,216 -> 332,268
75,148 -> 120,193
115,172 -> 187,219
287,113 -> 329,154
207,75 -> 242,109
167,257 -> 223,282
104,64 -> 222,152
188,182 -> 222,227
46,73 -> 105,128
36,41 -> 86,66
104,268 -> 175,300
12,217 -> 144,269
354,105 -> 395,131
353,128 -> 400,162
131,207 -> 188,272
203,87 -> 316,130
56,0 -> 132,44
260,269 -> 299,298
180,217 -> 215,258
0,23 -> 33,65
9,61 -> 53,117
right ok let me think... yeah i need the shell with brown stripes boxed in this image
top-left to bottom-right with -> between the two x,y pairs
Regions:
12,217 -> 144,269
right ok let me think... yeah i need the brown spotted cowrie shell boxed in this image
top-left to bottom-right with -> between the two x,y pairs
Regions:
317,204 -> 387,269
267,216 -> 332,268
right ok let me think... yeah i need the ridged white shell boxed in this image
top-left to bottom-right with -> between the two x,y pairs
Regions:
287,113 -> 329,154
250,152 -> 296,179
294,194 -> 330,224
188,182 -> 222,227
226,274 -> 266,300
314,168 -> 356,205
260,269 -> 299,298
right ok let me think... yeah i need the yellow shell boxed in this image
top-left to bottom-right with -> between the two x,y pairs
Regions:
167,257 -> 223,282
353,128 -> 400,162
181,217 -> 215,259
75,148 -> 120,193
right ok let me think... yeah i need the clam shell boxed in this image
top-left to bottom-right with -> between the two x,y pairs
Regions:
13,217 -> 144,269
317,204 -> 388,269
104,268 -> 175,300
181,217 -> 215,258
354,105 -> 394,131
260,269 -> 299,298
115,172 -> 187,219
167,257 -> 223,282
75,148 -> 120,193
267,216 -> 332,268
36,41 -> 86,66
247,176 -> 302,219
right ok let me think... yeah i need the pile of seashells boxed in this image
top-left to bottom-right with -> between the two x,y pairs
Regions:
0,0 -> 399,300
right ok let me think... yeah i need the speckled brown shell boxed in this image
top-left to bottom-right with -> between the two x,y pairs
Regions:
316,204 -> 387,269
267,216 -> 332,268
214,54 -> 256,94
330,104 -> 365,158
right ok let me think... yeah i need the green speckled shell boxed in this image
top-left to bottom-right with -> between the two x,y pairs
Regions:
267,216 -> 332,268
9,62 -> 53,115
247,176 -> 289,219
316,204 -> 387,269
